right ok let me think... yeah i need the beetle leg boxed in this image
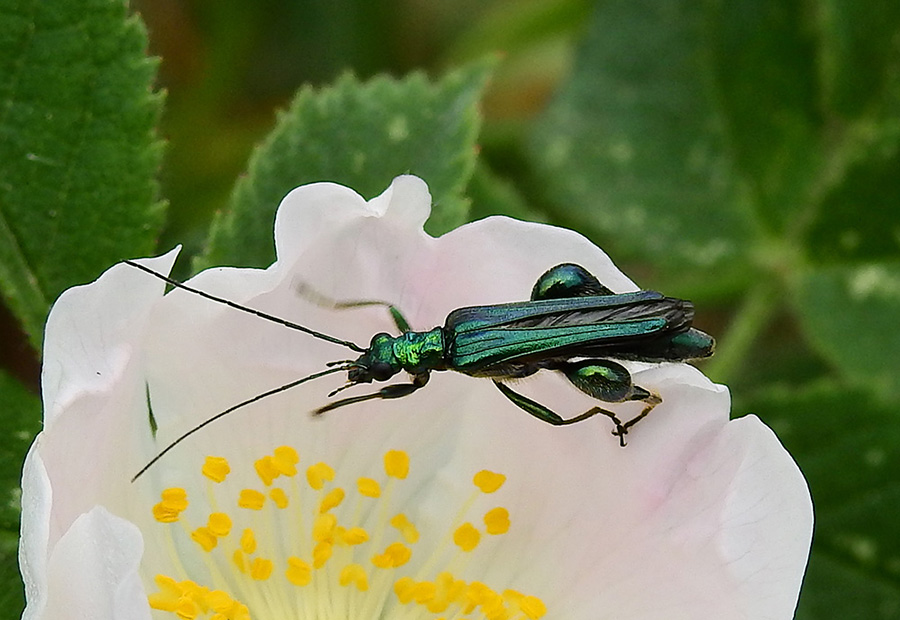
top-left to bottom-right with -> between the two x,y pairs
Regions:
531,263 -> 614,300
561,358 -> 634,401
313,372 -> 429,415
295,282 -> 412,333
615,388 -> 662,440
560,360 -> 662,445
493,380 -> 615,429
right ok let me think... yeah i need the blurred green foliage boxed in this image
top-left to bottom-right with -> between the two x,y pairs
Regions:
0,0 -> 165,351
1,0 -> 899,618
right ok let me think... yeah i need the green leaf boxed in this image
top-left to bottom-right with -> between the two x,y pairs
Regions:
738,383 -> 900,619
468,162 -> 549,224
529,0 -> 900,394
0,370 -> 41,618
0,0 -> 166,351
793,262 -> 900,399
804,133 -> 900,265
706,0 -> 824,232
0,541 -> 25,620
446,0 -> 592,61
202,65 -> 492,270
529,0 -> 751,278
818,0 -> 900,118
528,0 -> 900,276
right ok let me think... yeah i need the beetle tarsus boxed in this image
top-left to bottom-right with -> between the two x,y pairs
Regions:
609,393 -> 662,446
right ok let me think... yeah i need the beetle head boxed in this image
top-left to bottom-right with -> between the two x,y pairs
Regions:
348,332 -> 400,384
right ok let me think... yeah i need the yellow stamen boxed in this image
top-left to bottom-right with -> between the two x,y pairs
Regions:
394,576 -> 415,603
152,503 -> 181,523
306,462 -> 335,490
384,450 -> 410,479
372,542 -> 412,568
339,563 -> 369,591
319,487 -> 345,512
147,445 -> 548,619
249,557 -> 273,580
147,575 -> 181,611
232,549 -> 246,573
466,581 -> 495,612
237,489 -> 265,510
239,528 -> 256,554
152,487 -> 188,522
174,597 -> 199,619
453,522 -> 480,552
313,513 -> 337,542
484,507 -> 510,535
390,513 -> 420,543
519,595 -> 548,618
411,580 -> 436,604
207,512 -> 232,537
191,526 -> 217,552
272,446 -> 299,475
202,456 -> 231,483
313,541 -> 333,568
357,477 -> 381,497
206,589 -> 235,614
161,487 -> 188,508
435,571 -> 465,610
342,526 -> 369,545
473,470 -> 506,493
254,455 -> 279,486
286,556 -> 312,586
269,487 -> 289,509
232,603 -> 251,620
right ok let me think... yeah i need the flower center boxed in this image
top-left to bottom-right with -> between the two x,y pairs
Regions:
147,446 -> 547,619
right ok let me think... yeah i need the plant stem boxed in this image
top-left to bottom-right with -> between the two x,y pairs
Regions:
704,281 -> 780,385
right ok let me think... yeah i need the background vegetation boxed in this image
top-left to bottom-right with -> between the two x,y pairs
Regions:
1,0 -> 899,617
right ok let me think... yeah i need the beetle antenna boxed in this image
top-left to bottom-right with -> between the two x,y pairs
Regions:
132,364 -> 351,482
125,260 -> 366,353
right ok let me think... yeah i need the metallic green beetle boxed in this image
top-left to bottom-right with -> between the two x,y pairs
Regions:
128,261 -> 713,481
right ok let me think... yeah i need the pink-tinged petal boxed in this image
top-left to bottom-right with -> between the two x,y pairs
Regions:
273,175 -> 431,273
720,416 -> 813,618
34,251 -> 179,548
427,215 -> 639,302
22,176 -> 811,620
20,446 -> 51,620
40,507 -> 148,620
41,249 -> 178,427
425,367 -> 810,619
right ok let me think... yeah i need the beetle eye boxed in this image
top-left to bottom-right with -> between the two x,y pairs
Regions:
370,362 -> 394,381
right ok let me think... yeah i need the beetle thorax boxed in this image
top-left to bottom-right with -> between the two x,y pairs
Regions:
392,328 -> 445,374
350,329 -> 445,384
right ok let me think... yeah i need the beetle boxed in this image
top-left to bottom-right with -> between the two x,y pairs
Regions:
128,261 -> 714,481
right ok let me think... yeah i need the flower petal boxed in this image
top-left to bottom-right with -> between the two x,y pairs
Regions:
720,416 -> 813,618
273,175 -> 431,272
36,250 -> 178,544
24,176 -> 810,620
405,366 -> 812,619
39,506 -> 148,620
41,249 -> 178,427
20,446 -> 51,620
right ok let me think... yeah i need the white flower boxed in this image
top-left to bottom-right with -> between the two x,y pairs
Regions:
21,176 -> 812,620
